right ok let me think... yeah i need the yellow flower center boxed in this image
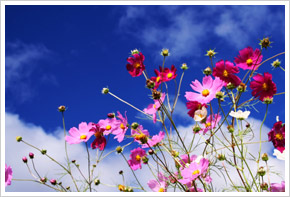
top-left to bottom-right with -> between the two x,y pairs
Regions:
94,132 -> 102,138
205,122 -> 211,128
275,133 -> 283,140
153,104 -> 156,109
246,58 -> 253,66
202,89 -> 210,97
135,155 -> 141,161
80,135 -> 87,140
223,70 -> 229,77
262,83 -> 268,91
106,125 -> 111,130
158,188 -> 165,192
135,133 -> 146,140
118,184 -> 125,191
156,76 -> 160,83
192,170 -> 200,175
120,123 -> 126,130
134,62 -> 141,68
167,73 -> 173,78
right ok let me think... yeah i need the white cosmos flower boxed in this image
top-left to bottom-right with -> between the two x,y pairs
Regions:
194,106 -> 207,122
273,149 -> 285,160
229,110 -> 250,120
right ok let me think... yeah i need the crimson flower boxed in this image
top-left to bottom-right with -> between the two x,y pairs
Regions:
234,46 -> 263,70
213,60 -> 241,86
268,121 -> 285,153
126,52 -> 145,77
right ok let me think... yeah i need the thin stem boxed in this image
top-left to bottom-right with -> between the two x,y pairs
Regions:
31,159 -> 41,179
258,104 -> 269,165
12,179 -> 63,192
61,112 -> 70,171
86,142 -> 92,192
172,71 -> 185,113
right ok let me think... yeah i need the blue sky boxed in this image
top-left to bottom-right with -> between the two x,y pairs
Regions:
4,4 -> 286,192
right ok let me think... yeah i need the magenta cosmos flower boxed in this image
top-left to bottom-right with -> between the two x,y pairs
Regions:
269,181 -> 285,192
234,46 -> 263,70
5,164 -> 13,187
147,172 -> 168,192
179,158 -> 209,185
128,147 -> 147,170
111,111 -> 128,143
186,101 -> 207,118
98,118 -> 119,135
201,114 -> 221,135
213,60 -> 241,86
268,121 -> 285,153
144,92 -> 166,123
142,131 -> 165,148
185,76 -> 224,104
90,123 -> 107,150
161,65 -> 177,82
249,72 -> 277,102
126,52 -> 145,77
65,122 -> 95,144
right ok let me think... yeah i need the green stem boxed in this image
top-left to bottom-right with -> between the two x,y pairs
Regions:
258,104 -> 269,165
86,142 -> 92,192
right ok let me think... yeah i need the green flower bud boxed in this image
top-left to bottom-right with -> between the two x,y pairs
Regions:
181,63 -> 189,70
227,125 -> 234,133
131,122 -> 139,130
116,146 -> 123,154
16,136 -> 23,142
257,167 -> 266,176
101,87 -> 109,94
217,154 -> 226,161
203,67 -> 212,76
262,153 -> 269,162
94,179 -> 100,185
41,149 -> 47,155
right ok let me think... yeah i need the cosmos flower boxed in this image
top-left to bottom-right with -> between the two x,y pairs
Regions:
5,164 -> 13,187
98,118 -> 119,135
193,106 -> 207,122
201,114 -> 221,135
185,76 -> 224,104
269,181 -> 285,192
273,149 -> 285,160
65,122 -> 95,144
229,110 -> 250,120
111,111 -> 128,143
161,65 -> 177,82
268,121 -> 285,152
142,131 -> 165,148
147,172 -> 168,192
213,60 -> 241,86
150,69 -> 163,89
234,47 -> 263,70
131,125 -> 150,144
126,52 -> 145,77
128,147 -> 147,170
186,101 -> 207,118
144,92 -> 166,123
90,123 -> 107,151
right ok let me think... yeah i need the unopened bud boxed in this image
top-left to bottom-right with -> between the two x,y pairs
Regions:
41,149 -> 47,155
94,179 -> 100,185
29,152 -> 34,159
118,184 -> 126,192
181,63 -> 189,70
40,177 -> 47,183
271,59 -> 281,69
226,82 -> 236,90
227,125 -> 234,133
22,157 -> 28,163
16,136 -> 22,142
152,90 -> 161,100
71,160 -> 76,163
116,146 -> 123,154
142,157 -> 149,164
148,149 -> 154,155
50,179 -> 57,185
131,49 -> 139,55
259,37 -> 272,49
127,187 -> 134,192
119,170 -> 123,175
257,167 -> 266,176
215,91 -> 225,99
146,79 -> 155,89
203,67 -> 212,76
131,122 -> 139,130
58,105 -> 66,112
193,125 -> 201,133
205,49 -> 217,58
217,154 -> 225,161
237,83 -> 246,92
107,113 -> 115,118
260,182 -> 268,191
161,48 -> 170,57
246,123 -> 250,128
263,97 -> 273,104
66,186 -> 70,190
262,153 -> 269,162
92,164 -> 96,168
101,87 -> 109,94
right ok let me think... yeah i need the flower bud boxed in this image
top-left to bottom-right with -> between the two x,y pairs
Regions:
127,187 -> 134,192
107,113 -> 115,118
94,179 -> 100,185
76,164 -> 80,168
226,82 -> 236,90
58,105 -> 66,112
193,125 -> 201,133
142,156 -> 149,164
262,153 -> 269,162
116,146 -> 123,154
203,67 -> 212,76
119,170 -> 123,175
205,49 -> 217,58
22,156 -> 28,163
29,152 -> 34,159
16,136 -> 22,142
237,83 -> 246,92
263,97 -> 273,104
139,135 -> 148,144
161,48 -> 170,57
66,186 -> 70,190
257,167 -> 266,176
40,177 -> 47,183
246,123 -> 250,128
41,149 -> 47,155
71,160 -> 76,163
50,179 -> 57,185
227,125 -> 234,133
131,122 -> 139,130
260,182 -> 268,191
152,90 -> 161,100
259,37 -> 272,49
92,164 -> 96,168
146,79 -> 155,89
215,91 -> 225,99
181,63 -> 188,70
271,59 -> 281,69
58,182 -> 62,185
148,149 -> 154,155
131,49 -> 139,55
101,87 -> 109,94
118,184 -> 126,192
217,154 -> 226,161
171,150 -> 179,157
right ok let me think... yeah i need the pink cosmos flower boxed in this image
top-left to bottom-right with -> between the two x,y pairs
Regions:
126,52 -> 145,77
111,111 -> 128,143
142,131 -> 165,148
185,76 -> 224,104
65,122 -> 95,144
150,68 -> 163,89
90,123 -> 107,151
148,172 -> 168,192
179,158 -> 209,185
201,114 -> 221,135
186,101 -> 207,118
144,93 -> 166,123
249,72 -> 277,102
131,125 -> 150,144
5,164 -> 13,187
128,147 -> 147,170
213,60 -> 241,86
179,154 -> 198,169
269,181 -> 285,192
268,121 -> 285,153
186,182 -> 204,192
98,118 -> 119,135
161,65 -> 177,82
234,47 -> 263,70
